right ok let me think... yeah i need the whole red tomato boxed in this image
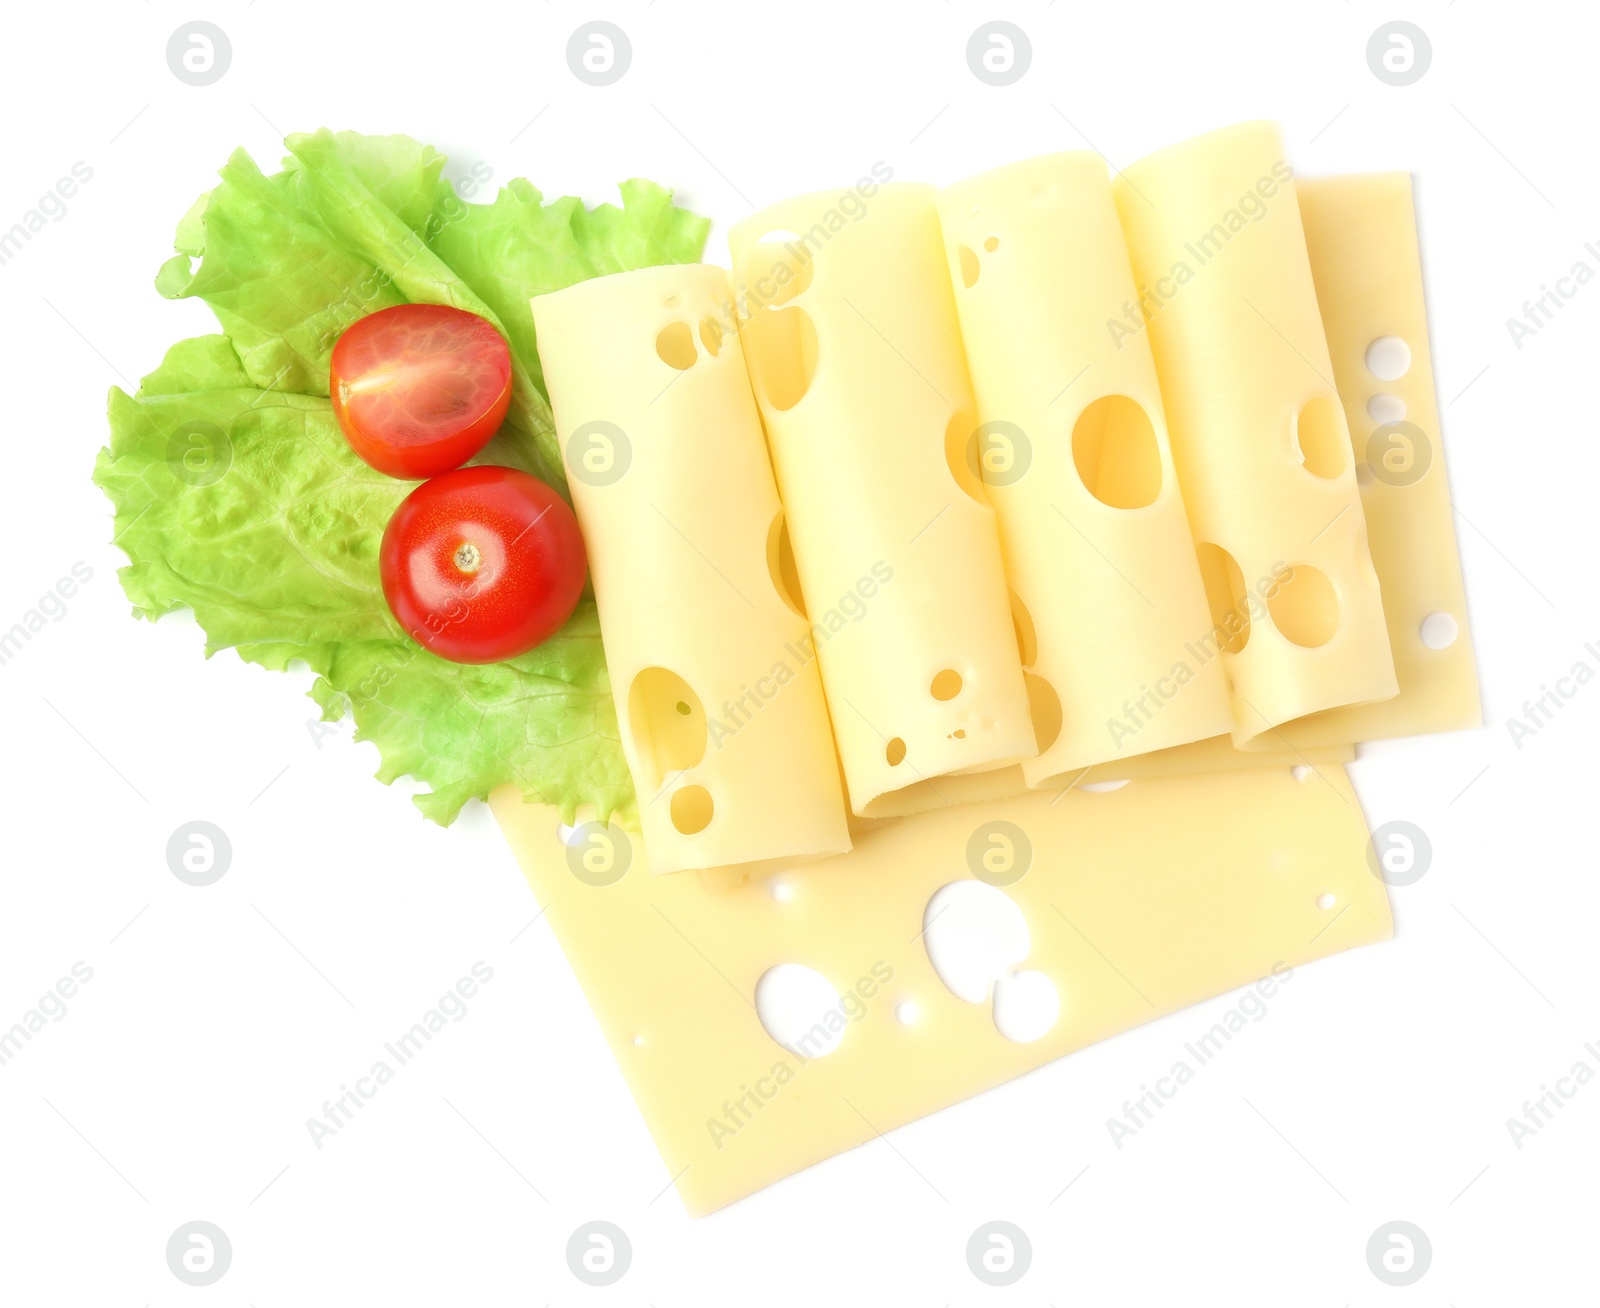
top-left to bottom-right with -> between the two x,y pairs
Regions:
380,467 -> 586,663
331,304 -> 512,479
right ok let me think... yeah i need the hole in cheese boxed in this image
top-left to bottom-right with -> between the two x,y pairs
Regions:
992,969 -> 1058,1043
983,235 -> 1000,253
1024,672 -> 1062,752
1316,892 -> 1337,910
1196,543 -> 1251,654
1268,566 -> 1340,648
670,784 -> 714,835
1420,611 -> 1459,649
886,737 -> 907,767
1294,395 -> 1349,480
627,668 -> 707,789
922,881 -> 1028,1004
894,1000 -> 918,1025
1291,765 -> 1312,782
930,669 -> 963,701
1080,779 -> 1129,793
1367,392 -> 1406,424
655,321 -> 697,371
765,511 -> 807,619
958,244 -> 979,288
1071,395 -> 1161,509
748,305 -> 817,411
755,962 -> 845,1058
943,411 -> 989,503
1365,335 -> 1412,381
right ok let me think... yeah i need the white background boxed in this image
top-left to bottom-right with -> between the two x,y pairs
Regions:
1,1 -> 1594,1303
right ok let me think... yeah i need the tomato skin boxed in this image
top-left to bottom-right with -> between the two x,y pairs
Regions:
331,304 -> 513,479
379,467 -> 587,664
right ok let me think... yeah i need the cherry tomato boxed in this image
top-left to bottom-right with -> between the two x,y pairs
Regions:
379,467 -> 586,664
331,304 -> 513,479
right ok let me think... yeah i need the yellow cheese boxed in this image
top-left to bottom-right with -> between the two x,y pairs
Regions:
492,764 -> 1390,1214
1261,173 -> 1480,747
867,734 -> 1356,818
937,153 -> 1233,782
531,265 -> 850,876
1113,123 -> 1399,746
728,185 -> 1035,816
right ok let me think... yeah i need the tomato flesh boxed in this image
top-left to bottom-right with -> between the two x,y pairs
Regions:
331,304 -> 512,479
380,467 -> 586,664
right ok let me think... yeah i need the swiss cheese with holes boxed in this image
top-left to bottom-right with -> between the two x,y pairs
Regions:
867,735 -> 1357,818
729,184 -> 1035,817
1113,123 -> 1399,746
1280,172 -> 1481,746
531,265 -> 851,876
938,153 -> 1233,782
492,764 -> 1391,1215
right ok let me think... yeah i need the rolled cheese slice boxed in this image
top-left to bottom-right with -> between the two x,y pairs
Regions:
1113,122 -> 1399,745
729,184 -> 1035,816
531,264 -> 851,876
937,153 -> 1233,785
1285,172 -> 1480,748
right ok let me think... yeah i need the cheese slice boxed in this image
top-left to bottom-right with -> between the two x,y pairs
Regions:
531,265 -> 850,876
937,153 -> 1234,782
867,734 -> 1356,818
493,764 -> 1390,1215
728,184 -> 1035,816
1255,173 -> 1480,748
1113,123 -> 1399,745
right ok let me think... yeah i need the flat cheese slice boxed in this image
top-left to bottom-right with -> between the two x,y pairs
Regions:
492,764 -> 1391,1215
867,734 -> 1356,818
531,265 -> 851,876
937,152 -> 1234,782
1254,172 -> 1481,748
728,185 -> 1035,817
1113,122 -> 1399,745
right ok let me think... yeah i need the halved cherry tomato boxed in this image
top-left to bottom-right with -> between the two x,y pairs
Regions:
331,304 -> 513,479
380,467 -> 586,664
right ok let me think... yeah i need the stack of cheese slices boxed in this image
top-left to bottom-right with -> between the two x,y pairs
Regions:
494,122 -> 1478,1215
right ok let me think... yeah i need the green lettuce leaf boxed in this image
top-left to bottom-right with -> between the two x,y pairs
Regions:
297,605 -> 627,826
428,176 -> 710,398
96,131 -> 710,823
281,129 -> 559,483
97,334 -> 633,824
